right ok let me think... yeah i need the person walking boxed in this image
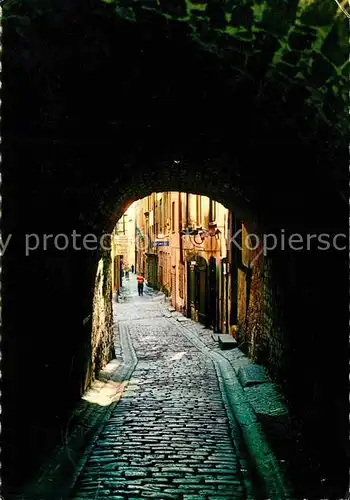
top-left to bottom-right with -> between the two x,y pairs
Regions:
137,273 -> 145,296
131,264 -> 134,274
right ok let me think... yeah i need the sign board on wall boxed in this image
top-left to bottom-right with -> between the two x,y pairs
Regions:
153,241 -> 169,247
115,235 -> 132,255
115,245 -> 129,255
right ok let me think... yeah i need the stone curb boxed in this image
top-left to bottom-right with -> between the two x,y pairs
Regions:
209,352 -> 257,500
16,318 -> 138,500
159,301 -> 292,500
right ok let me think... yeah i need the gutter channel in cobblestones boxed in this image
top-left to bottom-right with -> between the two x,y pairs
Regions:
162,311 -> 292,500
211,356 -> 258,500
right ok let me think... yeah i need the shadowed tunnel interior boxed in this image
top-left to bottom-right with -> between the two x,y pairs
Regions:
2,0 -> 348,498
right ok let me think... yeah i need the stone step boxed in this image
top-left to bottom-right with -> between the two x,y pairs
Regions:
177,316 -> 191,322
238,364 -> 269,387
244,383 -> 289,437
217,334 -> 238,349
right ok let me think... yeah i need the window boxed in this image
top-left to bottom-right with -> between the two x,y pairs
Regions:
159,198 -> 163,233
210,200 -> 216,223
171,202 -> 175,232
179,263 -> 184,299
196,195 -> 201,226
164,193 -> 168,226
182,193 -> 186,227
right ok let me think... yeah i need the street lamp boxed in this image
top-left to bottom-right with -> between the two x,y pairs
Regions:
207,221 -> 221,238
180,223 -> 221,248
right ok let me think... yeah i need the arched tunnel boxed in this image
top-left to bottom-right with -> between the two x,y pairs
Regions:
2,0 -> 348,498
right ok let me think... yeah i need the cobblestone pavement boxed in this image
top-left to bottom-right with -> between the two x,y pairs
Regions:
70,276 -> 248,500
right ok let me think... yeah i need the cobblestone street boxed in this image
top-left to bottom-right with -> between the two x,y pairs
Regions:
69,276 -> 250,499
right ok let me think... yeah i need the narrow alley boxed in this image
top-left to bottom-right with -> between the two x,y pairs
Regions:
4,1 -> 347,498
69,275 -> 252,500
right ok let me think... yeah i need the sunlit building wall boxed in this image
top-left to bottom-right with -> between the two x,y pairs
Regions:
134,192 -> 230,331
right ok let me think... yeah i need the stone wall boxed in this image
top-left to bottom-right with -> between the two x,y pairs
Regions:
239,248 -> 285,381
91,256 -> 114,381
236,224 -> 348,497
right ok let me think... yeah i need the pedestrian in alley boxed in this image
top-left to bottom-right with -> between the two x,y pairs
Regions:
131,264 -> 134,274
137,273 -> 145,296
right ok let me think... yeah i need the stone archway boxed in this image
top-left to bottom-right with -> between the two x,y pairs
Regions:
186,254 -> 208,326
3,0 -> 348,496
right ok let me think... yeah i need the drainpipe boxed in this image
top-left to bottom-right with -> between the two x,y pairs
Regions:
186,192 -> 189,228
179,192 -> 183,264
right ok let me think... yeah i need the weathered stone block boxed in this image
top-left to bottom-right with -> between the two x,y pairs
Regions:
218,334 -> 238,349
243,382 -> 289,436
237,363 -> 269,387
177,316 -> 191,322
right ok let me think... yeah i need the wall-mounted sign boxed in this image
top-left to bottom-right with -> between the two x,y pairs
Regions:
115,235 -> 132,254
153,241 -> 169,247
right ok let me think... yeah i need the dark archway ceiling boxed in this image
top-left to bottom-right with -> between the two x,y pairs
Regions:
3,0 -> 348,231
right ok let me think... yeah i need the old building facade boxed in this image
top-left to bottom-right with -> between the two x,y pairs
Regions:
131,192 -> 253,335
111,201 -> 136,294
113,193 -> 294,362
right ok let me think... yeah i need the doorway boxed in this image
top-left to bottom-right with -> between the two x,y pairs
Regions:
187,256 -> 208,326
